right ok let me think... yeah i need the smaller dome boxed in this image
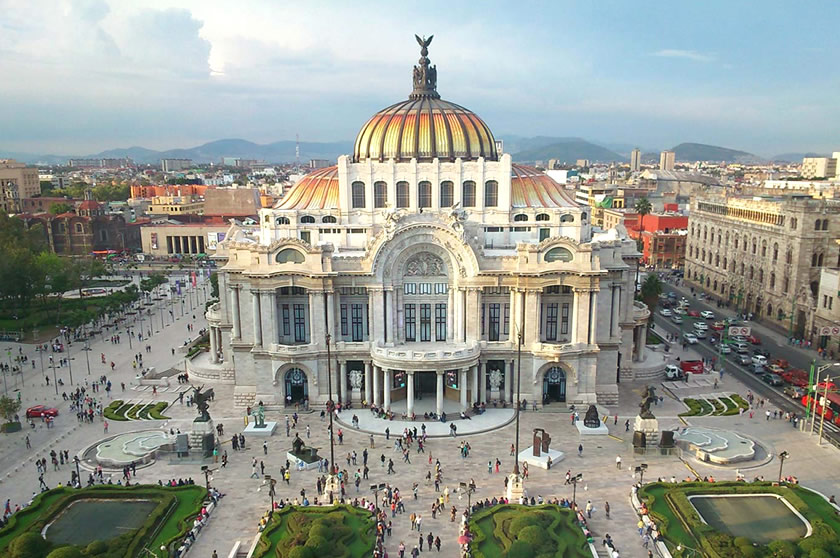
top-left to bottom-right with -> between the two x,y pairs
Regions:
275,166 -> 339,211
511,164 -> 579,208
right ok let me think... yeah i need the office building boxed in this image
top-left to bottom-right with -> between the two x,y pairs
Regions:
630,148 -> 641,172
659,150 -> 675,171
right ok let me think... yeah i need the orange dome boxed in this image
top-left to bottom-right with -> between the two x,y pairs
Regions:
275,166 -> 339,211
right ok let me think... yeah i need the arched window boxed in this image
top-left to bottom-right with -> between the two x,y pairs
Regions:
322,216 -> 337,223
417,181 -> 432,209
462,181 -> 476,207
758,269 -> 764,284
440,181 -> 453,207
351,181 -> 365,209
560,214 -> 575,223
815,218 -> 822,231
276,216 -> 290,225
823,218 -> 829,231
300,215 -> 315,224
818,253 -> 824,266
715,255 -> 720,267
514,214 -> 529,222
734,236 -> 739,249
773,243 -> 778,261
812,253 -> 818,267
782,276 -> 789,293
749,266 -> 754,279
791,218 -> 797,230
723,257 -> 727,269
396,181 -> 409,208
74,223 -> 83,233
761,240 -> 766,257
544,247 -> 573,262
536,213 -> 550,221
740,263 -> 745,275
786,249 -> 792,264
703,226 -> 707,240
713,280 -> 718,291
484,180 -> 498,207
276,249 -> 305,264
752,239 -> 757,254
374,181 -> 387,208
770,273 -> 775,289
767,303 -> 772,317
777,309 -> 784,320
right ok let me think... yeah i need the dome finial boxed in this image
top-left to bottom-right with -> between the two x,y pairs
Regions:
411,34 -> 439,99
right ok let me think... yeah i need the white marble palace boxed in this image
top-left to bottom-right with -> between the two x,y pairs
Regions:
202,37 -> 649,413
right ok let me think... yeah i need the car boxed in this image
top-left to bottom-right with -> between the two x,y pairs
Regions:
725,316 -> 740,325
719,345 -> 732,354
671,315 -> 684,325
711,321 -> 726,331
772,358 -> 790,370
681,360 -> 704,374
667,292 -> 677,300
751,354 -> 768,367
761,374 -> 784,387
659,308 -> 672,317
734,342 -> 751,354
682,332 -> 698,344
687,310 -> 701,317
731,335 -> 747,343
753,348 -> 771,358
700,311 -> 715,320
665,364 -> 684,380
766,364 -> 785,376
784,386 -> 806,399
735,353 -> 752,366
693,329 -> 707,339
673,307 -> 686,315
746,335 -> 761,345
693,321 -> 709,331
26,405 -> 58,418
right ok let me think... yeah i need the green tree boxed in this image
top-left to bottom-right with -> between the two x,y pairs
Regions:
140,273 -> 167,296
634,197 -> 652,254
209,272 -> 219,299
33,253 -> 76,322
48,202 -> 74,215
45,546 -> 83,558
9,532 -> 50,558
0,395 -> 22,424
639,274 -> 663,322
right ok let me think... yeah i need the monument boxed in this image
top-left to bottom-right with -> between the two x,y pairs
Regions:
286,432 -> 321,471
189,385 -> 215,454
633,386 -> 660,448
243,400 -> 278,436
516,427 -> 565,470
575,404 -> 609,435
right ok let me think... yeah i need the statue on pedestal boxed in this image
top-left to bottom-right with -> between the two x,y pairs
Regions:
191,385 -> 214,422
583,405 -> 601,428
251,401 -> 266,428
639,386 -> 657,419
532,428 -> 552,457
292,434 -> 305,456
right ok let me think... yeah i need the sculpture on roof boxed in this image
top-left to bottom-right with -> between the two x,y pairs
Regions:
383,207 -> 406,240
411,34 -> 439,99
448,202 -> 468,242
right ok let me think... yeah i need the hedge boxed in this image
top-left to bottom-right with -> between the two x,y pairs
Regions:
731,394 -> 750,410
717,396 -> 739,416
148,402 -> 170,420
710,398 -> 725,415
103,400 -> 128,422
680,398 -> 714,417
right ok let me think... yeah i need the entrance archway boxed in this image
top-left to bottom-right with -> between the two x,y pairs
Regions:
284,368 -> 308,403
542,366 -> 566,404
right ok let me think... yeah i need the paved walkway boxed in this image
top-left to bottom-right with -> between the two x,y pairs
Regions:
337,406 -> 516,437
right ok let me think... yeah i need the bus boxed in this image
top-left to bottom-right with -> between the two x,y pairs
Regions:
802,391 -> 840,426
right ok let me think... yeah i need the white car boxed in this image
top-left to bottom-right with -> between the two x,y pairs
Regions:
665,364 -> 683,379
700,311 -> 715,319
659,308 -> 672,317
671,315 -> 684,325
683,332 -> 698,344
693,329 -> 707,339
719,345 -> 732,354
693,322 -> 709,332
752,354 -> 767,367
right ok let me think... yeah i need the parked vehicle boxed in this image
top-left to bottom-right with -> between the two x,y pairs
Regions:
733,342 -> 750,353
735,354 -> 752,366
659,308 -> 672,317
680,360 -> 704,374
693,322 -> 709,332
26,405 -> 58,418
766,364 -> 785,376
752,363 -> 767,374
682,332 -> 698,344
665,364 -> 684,380
751,354 -> 768,367
687,310 -> 701,318
747,335 -> 762,345
761,374 -> 784,387
671,315 -> 684,325
700,311 -> 715,319
693,329 -> 707,339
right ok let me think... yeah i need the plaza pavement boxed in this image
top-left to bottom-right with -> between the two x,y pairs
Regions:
1,274 -> 840,558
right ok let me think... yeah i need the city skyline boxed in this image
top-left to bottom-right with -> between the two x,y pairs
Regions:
1,0 -> 838,156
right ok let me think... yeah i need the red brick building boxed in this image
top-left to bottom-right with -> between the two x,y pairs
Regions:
628,213 -> 689,269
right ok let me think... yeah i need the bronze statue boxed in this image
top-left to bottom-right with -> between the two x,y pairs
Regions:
191,385 -> 214,422
251,401 -> 265,428
532,428 -> 552,457
292,433 -> 305,455
639,385 -> 657,419
583,404 -> 601,428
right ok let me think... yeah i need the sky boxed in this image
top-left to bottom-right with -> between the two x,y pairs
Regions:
1,0 -> 839,157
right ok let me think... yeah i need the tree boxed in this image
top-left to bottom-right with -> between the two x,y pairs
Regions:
639,274 -> 662,324
209,272 -> 219,300
634,197 -> 652,252
0,395 -> 21,424
48,202 -> 74,215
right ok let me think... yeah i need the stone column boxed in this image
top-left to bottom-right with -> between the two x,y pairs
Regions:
209,326 -> 218,363
384,288 -> 393,344
459,368 -> 468,411
364,362 -> 373,405
340,361 -> 348,403
466,288 -> 481,341
573,289 -> 590,345
369,288 -> 384,344
524,289 -> 540,344
455,288 -> 466,343
309,291 -> 326,344
406,371 -> 415,416
479,362 -> 487,403
509,288 -> 518,340
589,290 -> 599,345
326,290 -> 336,339
611,285 -> 620,338
251,290 -> 262,346
447,287 -> 455,342
231,285 -> 241,339
635,326 -> 645,360
436,371 -> 444,416
383,369 -> 391,412
373,365 -> 381,406
261,290 -> 277,346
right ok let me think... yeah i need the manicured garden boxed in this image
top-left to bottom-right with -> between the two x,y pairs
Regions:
103,400 -> 169,421
0,484 -> 206,558
680,394 -> 749,417
253,505 -> 376,558
639,481 -> 840,558
469,504 -> 591,558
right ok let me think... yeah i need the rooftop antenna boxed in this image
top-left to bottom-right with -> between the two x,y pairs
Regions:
295,133 -> 300,167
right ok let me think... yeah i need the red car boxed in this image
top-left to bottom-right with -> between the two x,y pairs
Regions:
711,321 -> 726,331
687,310 -> 701,317
26,405 -> 59,418
747,335 -> 761,345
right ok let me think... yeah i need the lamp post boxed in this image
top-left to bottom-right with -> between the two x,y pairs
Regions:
460,481 -> 476,508
73,455 -> 81,488
818,376 -> 836,446
265,475 -> 276,516
324,332 -> 338,503
570,473 -> 583,507
635,463 -> 648,485
49,355 -> 58,395
676,543 -> 700,557
201,465 -> 214,491
778,451 -> 789,483
512,325 -> 523,475
370,483 -> 385,509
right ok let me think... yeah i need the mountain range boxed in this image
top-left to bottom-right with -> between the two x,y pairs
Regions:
1,137 -> 787,166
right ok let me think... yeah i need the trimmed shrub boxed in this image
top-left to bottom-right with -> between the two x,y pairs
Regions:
148,402 -> 170,420
506,540 -> 535,558
85,540 -> 108,555
9,532 -> 50,558
46,547 -> 83,558
287,546 -> 313,558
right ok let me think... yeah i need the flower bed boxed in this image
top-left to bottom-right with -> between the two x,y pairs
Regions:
253,505 -> 375,558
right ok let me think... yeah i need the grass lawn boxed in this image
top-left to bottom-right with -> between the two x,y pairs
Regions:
254,505 -> 375,558
470,504 -> 591,558
639,481 -> 840,558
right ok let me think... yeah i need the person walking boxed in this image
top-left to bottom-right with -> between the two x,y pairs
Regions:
615,455 -> 621,470
263,441 -> 268,455
605,501 -> 611,519
578,443 -> 583,457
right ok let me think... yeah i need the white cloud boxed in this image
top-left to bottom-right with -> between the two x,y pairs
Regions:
651,49 -> 715,62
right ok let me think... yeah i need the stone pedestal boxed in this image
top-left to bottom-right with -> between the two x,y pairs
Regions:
287,450 -> 321,471
323,473 -> 341,502
634,416 -> 660,447
189,419 -> 214,451
575,421 -> 609,436
505,473 -> 525,501
244,421 -> 278,436
517,447 -> 565,470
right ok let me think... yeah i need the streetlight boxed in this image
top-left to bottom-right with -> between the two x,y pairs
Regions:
324,332 -> 337,503
818,376 -> 836,446
676,543 -> 700,557
83,341 -> 91,376
570,473 -> 583,506
370,483 -> 385,509
809,363 -> 840,434
778,451 -> 789,483
73,455 -> 81,488
512,318 -> 523,475
201,465 -> 215,491
635,463 -> 648,485
49,355 -> 58,395
459,481 -> 476,508
265,475 -> 276,516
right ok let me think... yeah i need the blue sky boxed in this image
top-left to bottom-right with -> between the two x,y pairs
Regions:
1,0 -> 838,156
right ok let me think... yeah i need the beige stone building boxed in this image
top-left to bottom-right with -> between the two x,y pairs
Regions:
685,195 -> 840,338
148,194 -> 204,216
801,156 -> 839,180
814,268 -> 840,353
194,41 -> 650,412
0,159 -> 40,212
